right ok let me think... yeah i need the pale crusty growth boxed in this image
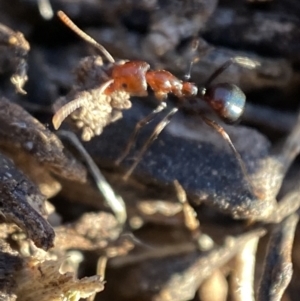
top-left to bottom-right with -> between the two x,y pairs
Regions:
72,89 -> 131,141
15,257 -> 105,301
0,23 -> 30,94
0,153 -> 55,251
53,56 -> 131,141
54,88 -> 131,141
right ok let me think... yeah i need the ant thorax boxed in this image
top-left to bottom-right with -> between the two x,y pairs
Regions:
108,60 -> 151,97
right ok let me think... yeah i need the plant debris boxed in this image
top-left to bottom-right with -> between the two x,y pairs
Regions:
0,97 -> 87,197
0,153 -> 54,250
15,257 -> 105,301
0,22 -> 29,94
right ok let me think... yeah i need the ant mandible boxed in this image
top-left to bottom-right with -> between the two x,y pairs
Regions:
52,11 -> 260,197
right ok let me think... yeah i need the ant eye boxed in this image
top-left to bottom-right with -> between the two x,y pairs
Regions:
204,83 -> 246,123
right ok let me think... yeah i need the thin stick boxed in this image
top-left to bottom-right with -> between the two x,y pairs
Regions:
57,11 -> 115,63
174,180 -> 200,239
57,130 -> 127,225
97,256 -> 108,281
257,213 -> 299,301
230,237 -> 259,301
38,0 -> 54,20
87,256 -> 107,301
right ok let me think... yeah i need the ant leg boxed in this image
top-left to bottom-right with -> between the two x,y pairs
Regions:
52,79 -> 113,130
204,57 -> 260,87
184,38 -> 211,81
184,38 -> 200,81
199,114 -> 261,199
115,102 -> 167,166
123,107 -> 178,181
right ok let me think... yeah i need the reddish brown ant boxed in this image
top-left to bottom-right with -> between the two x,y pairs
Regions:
52,11 -> 260,197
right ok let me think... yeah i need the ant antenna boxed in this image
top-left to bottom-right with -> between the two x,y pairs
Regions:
204,57 -> 260,87
52,79 -> 114,130
57,10 -> 115,63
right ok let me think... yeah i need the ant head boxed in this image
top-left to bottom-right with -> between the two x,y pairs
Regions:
204,83 -> 246,123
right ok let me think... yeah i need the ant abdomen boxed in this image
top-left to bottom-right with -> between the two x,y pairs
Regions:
204,83 -> 246,123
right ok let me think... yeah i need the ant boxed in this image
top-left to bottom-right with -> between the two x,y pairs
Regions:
52,11 -> 260,197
